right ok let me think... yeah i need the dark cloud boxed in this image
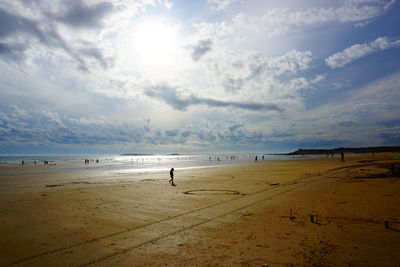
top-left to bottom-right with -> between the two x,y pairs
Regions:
0,106 -> 147,146
165,129 -> 179,137
228,124 -> 242,132
190,39 -> 213,61
0,42 -> 28,62
337,121 -> 355,127
379,132 -> 400,145
0,7 -> 71,62
0,6 -> 112,71
0,8 -> 46,41
79,47 -> 113,69
145,83 -> 282,112
180,131 -> 191,138
145,84 -> 189,110
49,0 -> 114,29
0,7 -> 72,50
223,77 -> 245,92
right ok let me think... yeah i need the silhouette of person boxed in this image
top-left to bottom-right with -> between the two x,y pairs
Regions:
341,152 -> 345,163
389,164 -> 399,176
169,168 -> 175,186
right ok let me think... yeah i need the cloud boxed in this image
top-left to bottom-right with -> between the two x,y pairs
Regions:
0,7 -> 56,45
1,69 -> 398,152
291,71 -> 400,146
268,50 -> 313,75
89,47 -> 317,117
0,0 -> 169,71
326,37 -> 400,68
0,42 -> 28,62
0,6 -> 103,70
204,48 -> 313,105
145,83 -> 282,112
48,0 -> 114,29
195,0 -> 394,40
217,71 -> 400,149
78,45 -> 114,69
207,0 -> 239,10
0,104 -> 274,151
0,6 -> 97,70
286,4 -> 383,24
189,39 -> 213,61
311,74 -> 327,84
0,105 -> 148,147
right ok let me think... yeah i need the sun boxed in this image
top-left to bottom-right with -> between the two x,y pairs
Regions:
130,18 -> 181,74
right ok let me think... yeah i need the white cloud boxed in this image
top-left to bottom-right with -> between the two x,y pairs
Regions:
90,45 -> 316,116
325,37 -> 400,68
207,0 -> 240,10
240,71 -> 400,148
285,4 -> 384,24
291,71 -> 400,145
195,0 -> 394,40
311,74 -> 327,84
354,21 -> 370,27
204,48 -> 313,100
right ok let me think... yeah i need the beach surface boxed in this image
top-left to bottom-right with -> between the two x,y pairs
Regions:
1,153 -> 399,266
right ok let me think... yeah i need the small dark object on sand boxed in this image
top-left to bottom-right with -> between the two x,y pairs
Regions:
290,208 -> 295,220
309,214 -> 321,225
384,220 -> 389,228
45,184 -> 64,187
389,164 -> 399,176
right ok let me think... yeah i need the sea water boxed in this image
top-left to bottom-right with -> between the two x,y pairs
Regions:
0,154 -> 309,174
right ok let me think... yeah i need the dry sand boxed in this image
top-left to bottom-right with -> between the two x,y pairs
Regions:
0,153 -> 399,266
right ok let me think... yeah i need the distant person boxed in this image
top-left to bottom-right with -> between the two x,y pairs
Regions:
21,160 -> 24,165
389,164 -> 399,176
341,152 -> 345,163
169,168 -> 175,186
255,156 -> 258,161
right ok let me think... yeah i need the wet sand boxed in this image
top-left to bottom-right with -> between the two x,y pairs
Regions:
0,153 -> 399,266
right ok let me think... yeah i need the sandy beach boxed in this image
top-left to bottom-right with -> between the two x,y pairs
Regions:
1,153 -> 399,266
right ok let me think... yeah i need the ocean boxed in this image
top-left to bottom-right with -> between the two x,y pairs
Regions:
0,154 -> 309,174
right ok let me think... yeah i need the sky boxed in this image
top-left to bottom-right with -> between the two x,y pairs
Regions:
0,0 -> 399,155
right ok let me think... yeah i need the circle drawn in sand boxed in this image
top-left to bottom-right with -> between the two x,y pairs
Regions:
183,189 -> 240,195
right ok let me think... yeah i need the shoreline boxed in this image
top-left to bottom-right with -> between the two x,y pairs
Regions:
0,154 -> 316,175
0,153 -> 317,169
1,153 -> 399,266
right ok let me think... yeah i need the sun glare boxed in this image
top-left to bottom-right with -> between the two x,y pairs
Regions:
131,18 -> 181,74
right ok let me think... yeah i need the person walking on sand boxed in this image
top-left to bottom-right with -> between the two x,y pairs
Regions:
341,152 -> 345,163
169,168 -> 176,186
